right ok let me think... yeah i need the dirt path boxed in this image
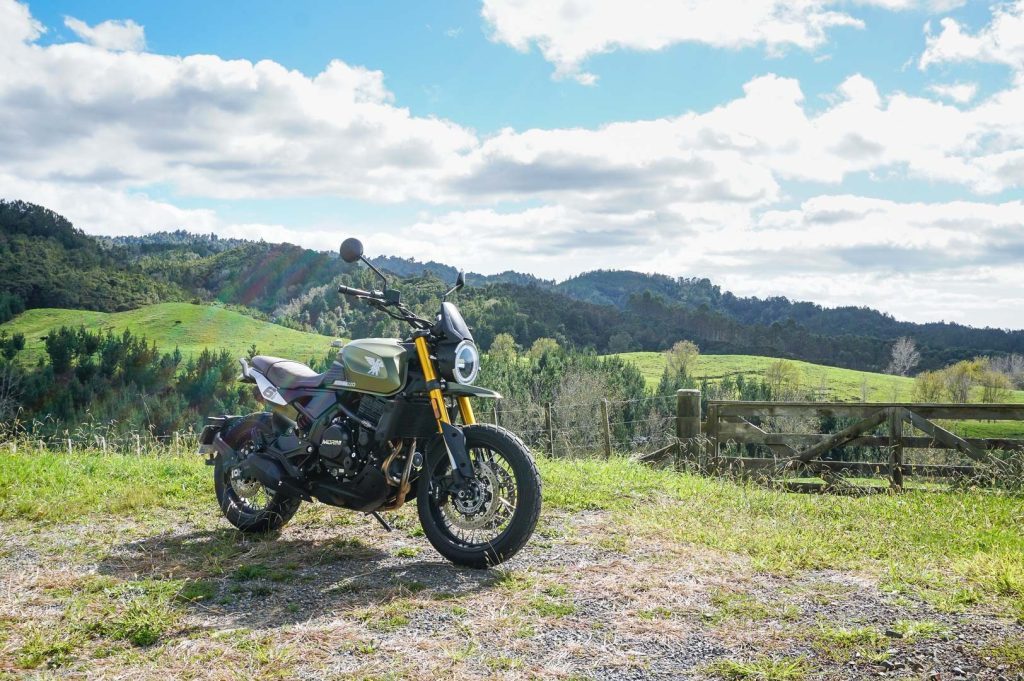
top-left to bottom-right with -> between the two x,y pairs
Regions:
1,505 -> 1022,679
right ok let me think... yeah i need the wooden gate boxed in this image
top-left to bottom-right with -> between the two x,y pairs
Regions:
666,395 -> 1024,489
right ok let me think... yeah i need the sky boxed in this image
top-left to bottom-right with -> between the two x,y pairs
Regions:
1,0 -> 1023,329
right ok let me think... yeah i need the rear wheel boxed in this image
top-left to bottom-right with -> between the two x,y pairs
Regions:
214,413 -> 301,533
417,424 -> 541,568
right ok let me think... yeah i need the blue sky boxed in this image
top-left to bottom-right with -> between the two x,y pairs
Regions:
2,0 -> 1024,327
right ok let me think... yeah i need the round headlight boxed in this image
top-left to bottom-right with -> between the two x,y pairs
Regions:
452,340 -> 480,385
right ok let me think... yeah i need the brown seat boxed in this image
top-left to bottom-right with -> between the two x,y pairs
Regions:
250,356 -> 324,389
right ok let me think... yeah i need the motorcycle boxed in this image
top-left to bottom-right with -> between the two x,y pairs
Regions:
198,238 -> 541,568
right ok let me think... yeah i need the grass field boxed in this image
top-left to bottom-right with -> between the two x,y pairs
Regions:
0,451 -> 1021,678
616,352 -> 903,401
612,351 -> 1024,439
0,303 -> 335,365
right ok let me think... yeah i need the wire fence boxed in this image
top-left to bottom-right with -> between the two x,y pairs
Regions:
0,395 -> 681,459
488,394 -> 678,458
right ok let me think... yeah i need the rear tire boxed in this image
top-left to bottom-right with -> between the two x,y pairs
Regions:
214,413 -> 301,533
417,424 -> 542,568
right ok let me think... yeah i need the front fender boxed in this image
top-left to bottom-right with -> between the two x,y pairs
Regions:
443,383 -> 502,399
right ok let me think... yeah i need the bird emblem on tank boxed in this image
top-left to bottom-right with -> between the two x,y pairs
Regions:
366,356 -> 385,376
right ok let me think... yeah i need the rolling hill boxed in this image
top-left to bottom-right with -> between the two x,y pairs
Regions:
611,351 -> 1024,438
613,351 -> 916,401
1,303 -> 336,366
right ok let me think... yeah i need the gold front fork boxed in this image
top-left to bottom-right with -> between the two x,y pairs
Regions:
456,396 -> 476,425
413,336 -> 476,427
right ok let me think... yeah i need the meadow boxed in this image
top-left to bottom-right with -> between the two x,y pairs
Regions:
0,450 -> 1021,678
0,303 -> 335,366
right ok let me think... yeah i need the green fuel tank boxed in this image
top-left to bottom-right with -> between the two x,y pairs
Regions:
336,338 -> 409,396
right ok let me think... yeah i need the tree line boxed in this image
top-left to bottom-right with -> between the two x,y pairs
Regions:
0,326 -> 258,437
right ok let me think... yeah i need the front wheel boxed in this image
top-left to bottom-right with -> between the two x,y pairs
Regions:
417,424 -> 542,568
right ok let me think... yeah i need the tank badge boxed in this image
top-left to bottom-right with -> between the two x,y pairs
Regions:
367,357 -> 385,376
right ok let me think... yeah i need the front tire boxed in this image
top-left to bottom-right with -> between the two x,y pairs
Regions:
417,424 -> 542,568
214,413 -> 301,533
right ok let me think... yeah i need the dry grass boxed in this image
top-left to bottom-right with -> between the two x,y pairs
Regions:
0,451 -> 1022,678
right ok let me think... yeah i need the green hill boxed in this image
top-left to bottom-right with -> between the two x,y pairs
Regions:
613,351 -> 916,401
611,351 -> 1024,438
613,351 -> 1024,403
1,303 -> 336,366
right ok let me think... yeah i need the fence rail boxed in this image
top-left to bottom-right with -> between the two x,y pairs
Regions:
673,394 -> 1024,490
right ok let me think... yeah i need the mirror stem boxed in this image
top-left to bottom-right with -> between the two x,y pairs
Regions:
361,256 -> 389,290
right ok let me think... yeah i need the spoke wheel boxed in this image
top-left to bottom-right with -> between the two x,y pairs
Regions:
418,424 -> 541,568
214,413 -> 301,534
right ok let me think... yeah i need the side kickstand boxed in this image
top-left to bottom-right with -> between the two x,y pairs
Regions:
370,511 -> 393,532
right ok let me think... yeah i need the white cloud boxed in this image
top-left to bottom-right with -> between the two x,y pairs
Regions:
920,1 -> 1024,72
926,81 -> 977,103
480,0 -> 964,84
0,173 -> 220,236
0,3 -> 477,203
450,72 -> 1024,198
64,16 -> 146,52
0,0 -> 41,47
6,0 -> 1023,210
481,0 -> 864,84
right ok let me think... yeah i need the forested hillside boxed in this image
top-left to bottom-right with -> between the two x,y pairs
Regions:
3,199 -> 1023,373
0,201 -> 184,318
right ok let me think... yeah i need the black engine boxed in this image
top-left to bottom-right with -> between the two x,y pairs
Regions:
317,396 -> 389,478
230,395 -> 423,513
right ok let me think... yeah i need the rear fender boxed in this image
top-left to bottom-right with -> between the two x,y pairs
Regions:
198,415 -> 242,464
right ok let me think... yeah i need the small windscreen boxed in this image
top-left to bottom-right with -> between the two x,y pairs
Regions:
440,302 -> 472,341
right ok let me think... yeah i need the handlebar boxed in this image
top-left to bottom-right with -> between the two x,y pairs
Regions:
339,282 -> 433,330
337,284 -> 377,298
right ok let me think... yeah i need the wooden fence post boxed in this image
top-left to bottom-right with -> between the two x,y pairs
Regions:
135,434 -> 142,456
889,407 -> 904,490
66,438 -> 72,455
545,403 -> 554,457
705,404 -> 720,472
101,436 -> 107,455
600,399 -> 612,458
676,389 -> 702,464
174,432 -> 180,456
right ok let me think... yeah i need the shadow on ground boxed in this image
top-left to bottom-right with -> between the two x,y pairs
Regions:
96,525 -> 497,630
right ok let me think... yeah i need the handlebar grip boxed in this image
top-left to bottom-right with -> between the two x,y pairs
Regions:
338,284 -> 372,297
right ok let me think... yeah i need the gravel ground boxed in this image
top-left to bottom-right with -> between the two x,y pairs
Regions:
1,505 -> 1022,680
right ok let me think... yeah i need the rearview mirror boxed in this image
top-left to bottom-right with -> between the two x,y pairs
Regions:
444,269 -> 466,300
340,238 -> 364,263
